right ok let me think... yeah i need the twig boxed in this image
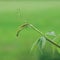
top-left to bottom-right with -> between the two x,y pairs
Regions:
16,23 -> 60,48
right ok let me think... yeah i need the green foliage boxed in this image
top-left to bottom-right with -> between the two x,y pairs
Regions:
17,23 -> 60,53
38,36 -> 46,49
46,31 -> 56,40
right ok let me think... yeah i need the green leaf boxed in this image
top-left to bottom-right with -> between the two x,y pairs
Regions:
30,38 -> 40,52
46,31 -> 56,36
38,36 -> 46,49
46,31 -> 56,40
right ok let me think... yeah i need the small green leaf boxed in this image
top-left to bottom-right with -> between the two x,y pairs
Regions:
30,39 -> 40,52
38,36 -> 46,49
30,36 -> 46,52
46,31 -> 56,36
46,31 -> 56,40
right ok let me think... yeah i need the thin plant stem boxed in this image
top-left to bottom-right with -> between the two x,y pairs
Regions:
16,23 -> 60,48
29,24 -> 60,48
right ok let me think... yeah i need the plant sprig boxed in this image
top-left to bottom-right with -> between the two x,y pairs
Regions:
16,23 -> 60,51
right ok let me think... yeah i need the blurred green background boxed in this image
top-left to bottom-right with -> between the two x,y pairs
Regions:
0,1 -> 60,60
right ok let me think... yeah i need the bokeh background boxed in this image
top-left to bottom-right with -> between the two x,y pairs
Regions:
0,0 -> 60,60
